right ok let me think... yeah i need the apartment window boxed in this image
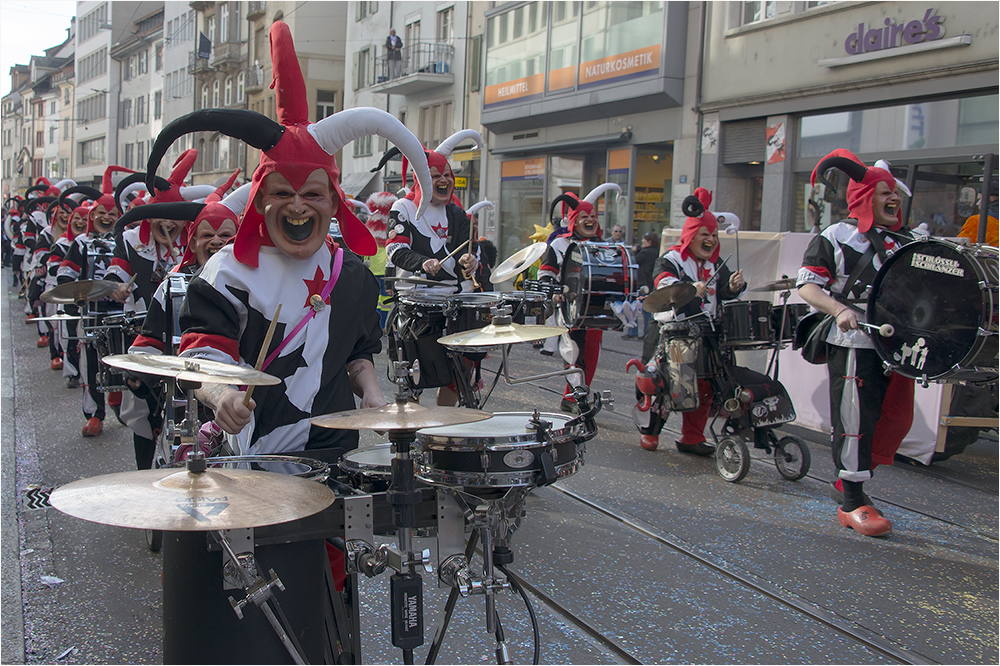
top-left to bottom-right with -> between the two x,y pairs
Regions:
2,130 -> 9,146
124,55 -> 134,81
49,126 -> 57,144
120,98 -> 132,128
139,49 -> 148,76
212,80 -> 220,107
220,3 -> 230,42
136,95 -> 147,124
36,131 -> 44,148
201,83 -> 209,109
78,48 -> 108,83
742,1 -> 776,26
33,159 -> 42,179
406,21 -> 421,48
49,101 -> 57,115
419,100 -> 453,148
154,91 -> 162,119
211,134 -> 222,170
78,137 -> 105,166
316,90 -> 336,120
354,47 -> 374,89
352,134 -> 373,158
155,44 -> 163,71
356,1 -> 378,21
225,77 -> 233,106
137,141 -> 147,170
59,158 -> 69,178
208,16 -> 216,47
437,7 -> 455,44
64,88 -> 71,104
123,142 -> 135,169
79,2 -> 107,43
77,92 -> 107,125
236,72 -> 245,102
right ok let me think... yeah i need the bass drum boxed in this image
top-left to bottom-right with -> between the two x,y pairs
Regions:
867,239 -> 998,383
560,242 -> 637,329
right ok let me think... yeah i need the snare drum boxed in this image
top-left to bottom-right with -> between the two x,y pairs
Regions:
560,242 -> 637,329
499,290 -> 549,325
416,412 -> 593,489
721,301 -> 774,349
339,443 -> 394,492
446,293 -> 500,334
770,303 -> 810,344
389,294 -> 452,389
89,312 -> 146,391
867,239 -> 998,383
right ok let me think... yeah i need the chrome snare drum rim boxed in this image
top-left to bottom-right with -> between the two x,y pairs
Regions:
415,412 -> 591,488
338,443 -> 394,492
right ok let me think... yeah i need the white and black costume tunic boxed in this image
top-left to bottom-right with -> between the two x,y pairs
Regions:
385,198 -> 474,296
106,227 -> 182,315
179,239 -> 383,454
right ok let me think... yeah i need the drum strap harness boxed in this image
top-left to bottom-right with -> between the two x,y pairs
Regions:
261,248 -> 343,371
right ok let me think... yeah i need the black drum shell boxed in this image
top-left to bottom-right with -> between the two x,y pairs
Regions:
867,239 -> 999,382
770,303 -> 810,343
560,242 -> 637,329
721,301 -> 774,349
499,291 -> 549,325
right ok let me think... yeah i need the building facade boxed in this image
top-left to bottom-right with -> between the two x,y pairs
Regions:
159,1 -> 198,178
697,1 -> 999,236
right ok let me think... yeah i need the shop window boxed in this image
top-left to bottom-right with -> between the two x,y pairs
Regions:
499,158 -> 546,262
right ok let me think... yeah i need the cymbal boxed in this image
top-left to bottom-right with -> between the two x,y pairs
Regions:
49,466 -> 335,531
384,276 -> 443,287
491,242 -> 547,284
27,313 -> 88,322
642,283 -> 697,313
311,402 -> 492,431
41,279 -> 118,304
101,354 -> 281,386
437,322 -> 567,348
749,277 -> 798,292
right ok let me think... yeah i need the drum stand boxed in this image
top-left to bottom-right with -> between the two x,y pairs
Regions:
169,377 -> 313,665
765,286 -> 793,379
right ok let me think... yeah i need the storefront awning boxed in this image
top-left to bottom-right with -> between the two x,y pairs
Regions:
339,171 -> 378,198
491,131 -> 632,157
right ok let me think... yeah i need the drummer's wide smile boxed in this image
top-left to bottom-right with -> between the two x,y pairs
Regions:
282,213 -> 316,242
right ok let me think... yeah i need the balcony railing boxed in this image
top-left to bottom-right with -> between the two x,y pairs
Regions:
209,41 -> 243,69
245,63 -> 266,94
372,42 -> 455,94
188,51 -> 211,75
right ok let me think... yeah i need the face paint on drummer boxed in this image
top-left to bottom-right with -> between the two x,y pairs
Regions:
256,169 -> 336,261
574,208 -> 600,238
689,226 -> 719,261
192,218 -> 237,266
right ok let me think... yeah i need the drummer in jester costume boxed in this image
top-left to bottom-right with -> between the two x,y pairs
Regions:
144,21 -> 432,457
631,187 -> 746,454
797,149 -> 916,538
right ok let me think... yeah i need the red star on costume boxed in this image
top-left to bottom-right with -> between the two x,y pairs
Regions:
302,265 -> 330,309
430,221 -> 447,238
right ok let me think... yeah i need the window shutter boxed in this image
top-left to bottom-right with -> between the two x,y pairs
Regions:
355,2 -> 362,22
352,51 -> 360,90
370,44 -> 377,87
721,119 -> 766,165
469,34 -> 482,92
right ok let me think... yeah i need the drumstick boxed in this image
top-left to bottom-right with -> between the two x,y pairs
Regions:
124,273 -> 137,293
242,303 -> 282,407
858,321 -> 895,337
441,239 -> 470,262
705,253 -> 734,288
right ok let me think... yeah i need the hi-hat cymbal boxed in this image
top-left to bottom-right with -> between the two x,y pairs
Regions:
491,243 -> 547,284
749,277 -> 797,292
41,279 -> 118,304
437,322 -> 567,348
27,313 -> 88,322
102,354 -> 281,386
311,402 -> 492,431
642,283 -> 697,313
384,276 -> 443,287
49,466 -> 335,531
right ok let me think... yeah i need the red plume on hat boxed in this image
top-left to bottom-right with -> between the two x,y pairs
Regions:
674,187 -> 719,262
144,21 -> 432,267
364,191 -> 397,247
811,149 -> 900,233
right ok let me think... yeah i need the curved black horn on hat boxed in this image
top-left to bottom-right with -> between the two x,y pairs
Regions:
114,202 -> 206,240
115,172 -> 171,212
24,196 -> 57,214
681,194 -> 706,219
371,146 -> 402,173
24,183 -> 49,198
549,193 -> 579,224
58,185 -> 102,211
811,154 -> 868,191
146,109 -> 285,193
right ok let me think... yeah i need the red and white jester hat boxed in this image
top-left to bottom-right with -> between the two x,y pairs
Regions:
811,148 -> 901,233
672,187 -> 720,263
548,182 -> 622,237
144,21 -> 431,267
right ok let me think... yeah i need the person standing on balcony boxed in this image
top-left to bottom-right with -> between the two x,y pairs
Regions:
386,29 -> 403,79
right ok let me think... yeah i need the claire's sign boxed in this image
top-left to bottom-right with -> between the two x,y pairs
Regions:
844,8 -> 945,55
